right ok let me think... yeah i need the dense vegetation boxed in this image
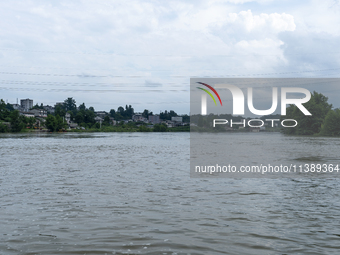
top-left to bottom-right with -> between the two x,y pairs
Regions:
48,97 -> 188,131
0,99 -> 37,133
45,115 -> 67,132
191,91 -> 340,136
2,91 -> 339,135
0,97 -> 189,132
281,91 -> 340,136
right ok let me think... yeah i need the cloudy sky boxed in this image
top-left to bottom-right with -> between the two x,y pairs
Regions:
0,0 -> 340,114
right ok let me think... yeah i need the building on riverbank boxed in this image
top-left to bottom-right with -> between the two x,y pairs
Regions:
20,99 -> 33,111
148,115 -> 160,124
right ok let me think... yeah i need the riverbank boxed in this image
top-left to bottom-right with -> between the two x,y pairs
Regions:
0,124 -> 190,133
68,125 -> 190,132
190,126 -> 282,133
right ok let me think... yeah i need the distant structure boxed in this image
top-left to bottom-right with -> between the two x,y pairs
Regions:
95,111 -> 108,118
11,104 -> 22,110
94,116 -> 104,128
171,116 -> 183,123
20,99 -> 33,112
43,105 -> 55,114
65,113 -> 71,124
171,116 -> 183,127
30,109 -> 47,118
148,115 -> 160,124
132,113 -> 147,122
63,113 -> 78,129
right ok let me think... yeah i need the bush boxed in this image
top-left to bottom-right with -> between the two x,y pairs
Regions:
153,123 -> 168,132
0,122 -> 8,133
138,125 -> 151,132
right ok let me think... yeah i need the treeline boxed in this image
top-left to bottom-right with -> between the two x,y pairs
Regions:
44,98 -> 137,130
282,91 -> 340,136
0,96 -> 190,132
190,91 -> 340,136
54,97 -> 189,124
141,109 -> 190,122
45,115 -> 67,132
44,97 -> 189,131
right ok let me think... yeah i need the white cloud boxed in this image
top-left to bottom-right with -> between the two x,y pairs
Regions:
0,0 -> 339,112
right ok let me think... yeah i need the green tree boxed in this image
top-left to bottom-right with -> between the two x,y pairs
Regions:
142,109 -> 153,119
10,110 -> 24,132
153,123 -> 168,132
0,100 -> 7,120
182,114 -> 190,123
63,97 -> 77,112
103,116 -> 111,126
109,109 -> 116,118
160,110 -> 178,120
78,102 -> 86,111
21,116 -> 36,129
55,115 -> 66,131
45,115 -> 66,131
117,106 -> 124,116
92,122 -> 100,129
5,103 -> 14,111
27,117 -> 36,129
125,105 -> 134,119
319,109 -> 340,136
45,115 -> 57,131
282,91 -> 332,135
31,103 -> 44,110
84,109 -> 95,124
114,113 -> 123,121
138,125 -> 151,132
0,122 -> 8,132
75,111 -> 84,124
55,105 -> 66,117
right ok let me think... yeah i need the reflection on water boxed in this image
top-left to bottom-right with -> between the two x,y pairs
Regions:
294,156 -> 325,162
1,132 -> 340,254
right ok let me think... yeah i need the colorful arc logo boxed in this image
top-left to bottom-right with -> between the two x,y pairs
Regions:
196,82 -> 223,106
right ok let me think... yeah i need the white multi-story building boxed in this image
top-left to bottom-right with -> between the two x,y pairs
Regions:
20,99 -> 33,111
148,115 -> 160,124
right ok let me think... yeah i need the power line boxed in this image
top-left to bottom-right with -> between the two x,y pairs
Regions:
0,80 -> 186,87
3,78 -> 340,92
1,63 -> 339,72
0,87 -> 188,92
0,68 -> 339,78
1,47 -> 340,57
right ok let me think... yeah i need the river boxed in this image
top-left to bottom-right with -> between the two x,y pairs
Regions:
1,132 -> 340,254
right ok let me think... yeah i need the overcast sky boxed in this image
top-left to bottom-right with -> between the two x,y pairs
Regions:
0,0 -> 340,114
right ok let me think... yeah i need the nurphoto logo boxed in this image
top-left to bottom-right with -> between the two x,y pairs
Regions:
190,78 -> 340,179
196,81 -> 312,128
